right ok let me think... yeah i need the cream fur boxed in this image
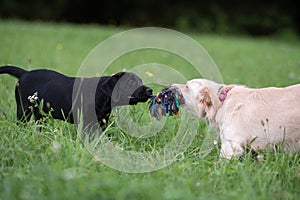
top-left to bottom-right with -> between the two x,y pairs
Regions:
172,79 -> 300,159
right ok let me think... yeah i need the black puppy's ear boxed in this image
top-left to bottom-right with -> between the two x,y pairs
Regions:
100,72 -> 125,101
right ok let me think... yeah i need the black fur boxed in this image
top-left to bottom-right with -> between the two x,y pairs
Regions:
0,65 -> 152,130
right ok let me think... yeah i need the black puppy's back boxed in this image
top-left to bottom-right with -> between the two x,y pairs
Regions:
0,65 -> 75,122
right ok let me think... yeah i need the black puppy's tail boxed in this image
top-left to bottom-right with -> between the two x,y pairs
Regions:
0,65 -> 28,79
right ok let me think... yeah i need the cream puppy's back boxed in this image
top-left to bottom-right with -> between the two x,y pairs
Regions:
217,84 -> 300,153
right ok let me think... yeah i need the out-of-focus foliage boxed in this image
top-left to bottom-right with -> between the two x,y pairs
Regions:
0,0 -> 299,36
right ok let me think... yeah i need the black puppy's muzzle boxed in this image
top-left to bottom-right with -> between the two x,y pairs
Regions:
129,86 -> 153,105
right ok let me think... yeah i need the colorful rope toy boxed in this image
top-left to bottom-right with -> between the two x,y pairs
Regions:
149,88 -> 180,119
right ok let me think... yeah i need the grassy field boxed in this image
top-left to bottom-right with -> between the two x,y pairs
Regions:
1,20 -> 300,200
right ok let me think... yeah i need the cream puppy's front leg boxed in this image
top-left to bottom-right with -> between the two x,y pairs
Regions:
220,140 -> 245,159
219,127 -> 245,159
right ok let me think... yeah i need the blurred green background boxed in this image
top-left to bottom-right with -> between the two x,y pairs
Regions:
1,0 -> 299,37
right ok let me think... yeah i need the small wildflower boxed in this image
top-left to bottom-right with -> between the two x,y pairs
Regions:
63,168 -> 78,180
28,92 -> 39,103
56,42 -> 63,51
255,154 -> 264,164
52,141 -> 61,152
96,72 -> 101,76
145,71 -> 154,77
288,72 -> 295,80
28,96 -> 34,103
212,139 -> 218,146
93,156 -> 101,162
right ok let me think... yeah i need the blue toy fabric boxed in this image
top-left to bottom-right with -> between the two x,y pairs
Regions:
149,88 -> 180,119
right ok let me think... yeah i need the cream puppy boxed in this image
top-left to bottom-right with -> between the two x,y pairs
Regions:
171,79 -> 300,159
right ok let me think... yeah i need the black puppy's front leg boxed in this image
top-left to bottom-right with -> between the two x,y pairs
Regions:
78,105 -> 109,137
16,105 -> 32,123
98,112 -> 111,128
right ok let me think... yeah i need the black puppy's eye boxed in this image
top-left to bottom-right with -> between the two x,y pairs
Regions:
129,79 -> 136,86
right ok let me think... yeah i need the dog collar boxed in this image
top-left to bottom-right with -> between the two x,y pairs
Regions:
219,89 -> 229,102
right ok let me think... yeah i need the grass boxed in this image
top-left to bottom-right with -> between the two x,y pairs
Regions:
1,20 -> 300,199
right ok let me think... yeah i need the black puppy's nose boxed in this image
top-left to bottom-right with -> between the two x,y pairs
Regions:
146,88 -> 153,94
165,85 -> 174,92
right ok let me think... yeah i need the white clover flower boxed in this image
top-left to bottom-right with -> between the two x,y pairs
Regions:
212,139 -> 218,146
28,92 -> 39,103
52,141 -> 61,152
28,96 -> 35,103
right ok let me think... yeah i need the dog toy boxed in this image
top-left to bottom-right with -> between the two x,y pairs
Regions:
149,88 -> 180,119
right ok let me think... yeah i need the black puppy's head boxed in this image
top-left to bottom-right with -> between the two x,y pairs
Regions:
101,72 -> 153,106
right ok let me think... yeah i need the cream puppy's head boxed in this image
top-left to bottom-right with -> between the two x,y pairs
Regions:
171,79 -> 233,123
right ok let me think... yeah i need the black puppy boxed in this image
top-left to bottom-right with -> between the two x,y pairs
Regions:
0,65 -> 153,130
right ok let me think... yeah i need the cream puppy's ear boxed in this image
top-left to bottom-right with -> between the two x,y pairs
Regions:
197,87 -> 212,117
199,87 -> 212,107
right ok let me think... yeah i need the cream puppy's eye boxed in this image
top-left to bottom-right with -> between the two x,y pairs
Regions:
185,85 -> 189,89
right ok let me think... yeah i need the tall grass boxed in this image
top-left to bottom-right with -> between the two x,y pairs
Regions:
0,20 -> 300,199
